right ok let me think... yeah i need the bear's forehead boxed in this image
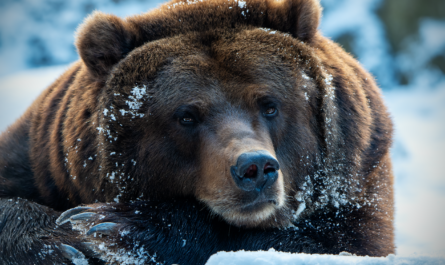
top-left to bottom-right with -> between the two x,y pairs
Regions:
110,27 -> 309,99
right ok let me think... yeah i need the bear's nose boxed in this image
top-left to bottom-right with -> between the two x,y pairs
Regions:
230,150 -> 279,192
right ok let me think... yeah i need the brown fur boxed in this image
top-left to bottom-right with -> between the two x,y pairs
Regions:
0,0 -> 394,257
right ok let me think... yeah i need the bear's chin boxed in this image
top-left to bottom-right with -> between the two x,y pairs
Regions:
208,176 -> 286,228
221,201 -> 280,228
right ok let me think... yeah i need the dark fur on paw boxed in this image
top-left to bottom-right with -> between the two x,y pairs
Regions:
0,198 -> 95,265
58,202 -> 186,265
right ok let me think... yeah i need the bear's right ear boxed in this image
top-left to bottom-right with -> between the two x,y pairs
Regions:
266,0 -> 322,42
76,11 -> 136,78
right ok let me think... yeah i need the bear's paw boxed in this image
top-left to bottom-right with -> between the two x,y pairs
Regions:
56,200 -> 207,265
57,203 -> 167,265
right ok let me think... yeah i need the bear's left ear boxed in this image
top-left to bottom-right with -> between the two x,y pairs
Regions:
266,0 -> 322,42
76,11 -> 137,78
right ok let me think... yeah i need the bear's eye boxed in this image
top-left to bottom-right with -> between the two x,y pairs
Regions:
175,106 -> 200,127
178,113 -> 198,126
263,107 -> 277,117
181,117 -> 195,124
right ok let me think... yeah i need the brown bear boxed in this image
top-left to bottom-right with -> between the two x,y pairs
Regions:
0,0 -> 395,264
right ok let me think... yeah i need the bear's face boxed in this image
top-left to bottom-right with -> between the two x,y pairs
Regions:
96,29 -> 319,227
72,0 -> 343,228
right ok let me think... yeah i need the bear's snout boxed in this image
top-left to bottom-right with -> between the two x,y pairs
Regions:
196,112 -> 287,227
230,150 -> 279,193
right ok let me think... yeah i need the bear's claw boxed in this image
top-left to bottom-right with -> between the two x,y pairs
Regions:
86,222 -> 118,236
56,206 -> 93,225
60,244 -> 88,263
70,212 -> 99,221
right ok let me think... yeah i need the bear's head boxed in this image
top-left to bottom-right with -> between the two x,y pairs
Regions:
69,0 -> 380,228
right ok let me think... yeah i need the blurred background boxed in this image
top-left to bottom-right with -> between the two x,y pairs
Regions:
0,0 -> 444,258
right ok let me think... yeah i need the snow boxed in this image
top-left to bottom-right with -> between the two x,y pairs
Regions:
294,200 -> 305,218
396,19 -> 445,87
319,0 -> 395,88
72,256 -> 89,265
118,85 -> 147,118
385,85 -> 445,258
92,242 -> 159,265
0,64 -> 68,131
238,1 -> 246,9
0,0 -> 167,77
206,249 -> 445,265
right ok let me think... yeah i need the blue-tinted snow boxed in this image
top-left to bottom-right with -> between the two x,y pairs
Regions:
0,0 -> 166,77
206,249 -> 445,265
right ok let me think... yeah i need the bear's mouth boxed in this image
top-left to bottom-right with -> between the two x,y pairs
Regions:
238,192 -> 279,213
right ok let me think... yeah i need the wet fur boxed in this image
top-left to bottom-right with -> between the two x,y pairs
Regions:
0,0 -> 394,264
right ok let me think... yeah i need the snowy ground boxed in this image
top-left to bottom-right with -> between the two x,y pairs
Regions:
0,64 -> 444,264
207,249 -> 445,265
0,0 -> 166,78
385,84 -> 445,258
0,65 -> 68,130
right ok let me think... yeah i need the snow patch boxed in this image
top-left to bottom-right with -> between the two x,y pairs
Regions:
238,0 -> 246,9
119,85 -> 148,119
324,73 -> 336,100
206,250 -> 445,265
295,201 -> 306,218
94,242 -> 162,265
72,255 -> 89,265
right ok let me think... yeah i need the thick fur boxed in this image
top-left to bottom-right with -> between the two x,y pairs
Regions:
0,0 -> 394,264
